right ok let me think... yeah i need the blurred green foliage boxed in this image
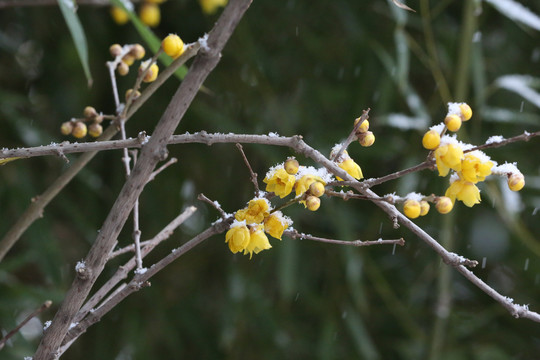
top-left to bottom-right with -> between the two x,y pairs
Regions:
1,0 -> 539,359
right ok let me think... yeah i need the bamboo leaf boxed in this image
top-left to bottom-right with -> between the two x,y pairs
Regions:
57,0 -> 92,86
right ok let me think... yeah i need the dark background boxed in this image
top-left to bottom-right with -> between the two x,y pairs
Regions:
1,0 -> 539,358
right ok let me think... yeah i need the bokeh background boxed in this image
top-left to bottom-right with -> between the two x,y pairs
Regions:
1,0 -> 540,358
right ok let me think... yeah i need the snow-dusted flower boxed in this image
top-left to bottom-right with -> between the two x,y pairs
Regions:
434,144 -> 463,176
445,179 -> 481,207
235,198 -> 270,224
460,152 -> 494,183
264,213 -> 289,240
295,175 -> 324,196
225,222 -> 250,254
244,224 -> 271,259
263,168 -> 295,198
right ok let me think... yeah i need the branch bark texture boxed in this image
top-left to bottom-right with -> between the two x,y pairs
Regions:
33,1 -> 252,358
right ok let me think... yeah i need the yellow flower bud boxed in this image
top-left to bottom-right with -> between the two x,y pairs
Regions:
459,103 -> 472,121
162,34 -> 185,59
354,118 -> 369,134
139,3 -> 160,27
359,131 -> 375,147
140,62 -> 159,83
422,129 -> 440,150
445,114 -> 462,132
117,62 -> 129,76
435,196 -> 453,214
72,122 -> 87,139
83,106 -> 98,119
403,200 -> 421,219
305,196 -> 321,211
284,158 -> 299,175
130,44 -> 145,60
60,121 -> 73,136
420,200 -> 430,216
309,182 -> 325,197
88,123 -> 103,138
110,6 -> 129,25
125,89 -> 141,101
508,173 -> 525,191
122,54 -> 135,66
109,43 -> 123,57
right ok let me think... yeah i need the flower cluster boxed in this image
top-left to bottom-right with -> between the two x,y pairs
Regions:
402,102 -> 526,218
225,198 -> 292,258
60,106 -> 104,139
111,0 -> 166,28
108,43 -> 158,83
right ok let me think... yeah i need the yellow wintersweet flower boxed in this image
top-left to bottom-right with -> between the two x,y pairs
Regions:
434,144 -> 463,176
337,158 -> 363,181
460,153 -> 494,183
244,225 -> 272,259
445,179 -> 481,207
235,198 -> 269,224
264,213 -> 289,240
263,168 -> 295,198
199,0 -> 228,15
225,224 -> 250,254
295,175 -> 325,197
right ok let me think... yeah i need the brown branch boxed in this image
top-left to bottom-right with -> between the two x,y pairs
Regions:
236,143 -> 259,193
0,300 -> 52,351
197,193 -> 228,219
57,219 -> 231,357
74,206 -> 197,324
0,42 -> 200,264
285,229 -> 405,247
33,1 -> 253,358
466,130 -> 540,153
0,0 -> 122,8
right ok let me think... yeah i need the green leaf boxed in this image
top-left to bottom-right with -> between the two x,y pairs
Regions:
57,0 -> 92,86
109,0 -> 188,79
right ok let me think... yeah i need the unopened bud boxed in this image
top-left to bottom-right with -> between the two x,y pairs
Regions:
309,182 -> 325,197
284,158 -> 299,175
358,131 -> 375,147
88,123 -> 103,138
60,121 -> 73,136
117,62 -> 129,76
305,196 -> 321,211
109,43 -> 123,57
72,122 -> 87,139
83,106 -> 98,119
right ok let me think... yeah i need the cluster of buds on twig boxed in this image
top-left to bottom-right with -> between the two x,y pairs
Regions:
399,102 -> 525,219
60,106 -> 105,139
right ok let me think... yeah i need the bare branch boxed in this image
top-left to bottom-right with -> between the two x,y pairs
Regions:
0,42 -> 200,264
197,193 -> 228,219
236,143 -> 259,193
0,300 -> 52,351
285,229 -> 405,247
34,1 -> 253,358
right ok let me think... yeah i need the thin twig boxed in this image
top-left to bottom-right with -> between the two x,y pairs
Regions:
236,143 -> 259,193
0,300 -> 52,350
0,42 -> 200,264
285,229 -> 405,247
147,158 -> 178,183
34,2 -> 253,357
58,219 -> 231,358
75,206 -> 197,324
330,108 -> 370,162
197,193 -> 228,219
